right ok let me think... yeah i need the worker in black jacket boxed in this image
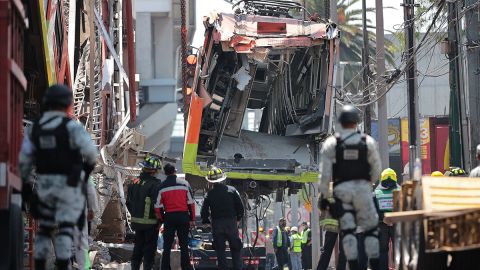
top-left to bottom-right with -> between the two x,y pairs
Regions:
126,155 -> 162,270
201,167 -> 245,270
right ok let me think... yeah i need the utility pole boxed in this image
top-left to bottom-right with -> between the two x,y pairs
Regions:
310,1 -> 335,268
362,0 -> 371,134
324,0 -> 330,19
376,0 -> 389,168
447,0 -> 464,168
402,0 -> 421,178
330,0 -> 337,21
465,0 -> 480,170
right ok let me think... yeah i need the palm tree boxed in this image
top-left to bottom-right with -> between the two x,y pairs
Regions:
306,0 -> 396,64
306,0 -> 398,93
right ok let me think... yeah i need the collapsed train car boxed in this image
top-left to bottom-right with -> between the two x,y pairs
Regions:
183,0 -> 339,191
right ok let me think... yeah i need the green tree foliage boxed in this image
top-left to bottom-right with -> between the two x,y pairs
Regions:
305,0 -> 398,93
306,0 -> 397,64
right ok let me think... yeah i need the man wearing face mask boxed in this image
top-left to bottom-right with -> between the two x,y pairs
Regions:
373,168 -> 401,270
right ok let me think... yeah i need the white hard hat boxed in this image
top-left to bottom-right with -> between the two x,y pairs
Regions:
291,226 -> 298,232
477,144 -> 480,156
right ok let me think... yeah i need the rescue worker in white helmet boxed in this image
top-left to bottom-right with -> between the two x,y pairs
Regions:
19,84 -> 98,270
289,226 -> 303,270
127,154 -> 162,270
201,166 -> 245,270
318,104 -> 381,270
373,168 -> 401,270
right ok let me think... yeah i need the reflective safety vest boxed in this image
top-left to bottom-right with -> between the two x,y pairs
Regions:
292,233 -> 302,253
301,228 -> 310,244
319,218 -> 339,232
276,226 -> 283,247
374,186 -> 400,212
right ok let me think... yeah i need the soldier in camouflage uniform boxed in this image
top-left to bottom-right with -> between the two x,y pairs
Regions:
319,105 -> 381,270
20,85 -> 98,270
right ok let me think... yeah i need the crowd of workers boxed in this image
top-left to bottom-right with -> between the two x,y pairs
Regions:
262,220 -> 312,270
18,85 -> 480,270
128,157 -> 248,270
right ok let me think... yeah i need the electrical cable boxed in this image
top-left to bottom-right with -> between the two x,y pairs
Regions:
340,0 -> 449,98
337,0 -> 448,107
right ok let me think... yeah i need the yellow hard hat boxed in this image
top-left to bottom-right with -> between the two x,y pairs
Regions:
380,168 -> 397,182
431,171 -> 443,177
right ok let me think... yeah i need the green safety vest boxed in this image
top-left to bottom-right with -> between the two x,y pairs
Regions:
301,228 -> 310,244
292,233 -> 302,253
276,226 -> 283,247
374,186 -> 400,212
319,218 -> 339,232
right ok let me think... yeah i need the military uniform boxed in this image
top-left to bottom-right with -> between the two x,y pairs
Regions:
319,128 -> 381,269
19,111 -> 97,268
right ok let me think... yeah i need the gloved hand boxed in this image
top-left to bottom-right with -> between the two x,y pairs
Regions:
319,198 -> 330,211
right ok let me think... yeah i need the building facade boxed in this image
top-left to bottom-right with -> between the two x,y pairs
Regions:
133,0 -> 195,154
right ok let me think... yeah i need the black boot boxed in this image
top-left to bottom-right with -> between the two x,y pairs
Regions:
34,259 -> 46,270
369,258 -> 380,270
131,260 -> 141,270
143,260 -> 154,270
348,260 -> 359,270
56,259 -> 70,270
